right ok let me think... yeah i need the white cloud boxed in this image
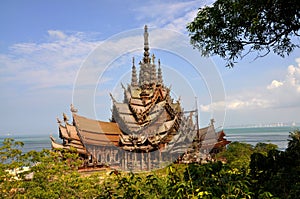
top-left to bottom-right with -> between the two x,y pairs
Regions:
226,98 -> 271,110
200,97 -> 271,112
267,59 -> 300,94
200,101 -> 225,112
201,58 -> 300,112
135,0 -> 211,32
0,31 -> 100,90
47,30 -> 67,40
0,26 -> 191,116
163,9 -> 198,32
267,80 -> 283,89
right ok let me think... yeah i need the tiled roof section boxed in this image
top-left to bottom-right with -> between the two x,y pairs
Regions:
65,123 -> 80,140
50,135 -> 87,154
73,114 -> 121,147
59,125 -> 69,139
112,102 -> 140,133
198,126 -> 210,137
114,102 -> 133,115
162,114 -> 197,153
79,131 -> 120,146
130,98 -> 145,106
200,125 -> 218,148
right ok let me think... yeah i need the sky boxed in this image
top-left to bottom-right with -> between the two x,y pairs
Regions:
0,0 -> 300,136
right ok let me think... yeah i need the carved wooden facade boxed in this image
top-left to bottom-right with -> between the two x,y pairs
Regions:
50,25 -> 230,170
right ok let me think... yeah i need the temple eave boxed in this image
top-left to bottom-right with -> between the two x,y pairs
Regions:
50,136 -> 88,155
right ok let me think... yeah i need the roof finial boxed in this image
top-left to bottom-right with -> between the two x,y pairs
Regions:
56,117 -> 62,124
152,54 -> 155,64
109,93 -> 116,102
63,113 -> 69,122
157,59 -> 163,85
131,57 -> 138,87
70,104 -> 78,113
151,54 -> 157,84
143,25 -> 150,63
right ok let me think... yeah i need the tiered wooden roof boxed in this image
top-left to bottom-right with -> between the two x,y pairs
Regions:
113,81 -> 181,151
108,26 -> 184,152
163,113 -> 197,154
51,117 -> 87,154
51,25 -> 231,165
73,114 -> 121,147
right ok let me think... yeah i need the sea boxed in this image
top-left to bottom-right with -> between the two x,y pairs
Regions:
223,126 -> 299,151
0,126 -> 299,153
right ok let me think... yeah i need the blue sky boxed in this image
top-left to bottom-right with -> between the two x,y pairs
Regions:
1,0 -> 300,136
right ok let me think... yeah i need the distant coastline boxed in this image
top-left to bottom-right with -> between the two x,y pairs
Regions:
224,122 -> 300,129
224,126 -> 297,150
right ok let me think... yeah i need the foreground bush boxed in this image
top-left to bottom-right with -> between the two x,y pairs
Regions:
0,130 -> 299,198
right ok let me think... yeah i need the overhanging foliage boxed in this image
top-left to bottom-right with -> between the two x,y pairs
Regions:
187,0 -> 300,67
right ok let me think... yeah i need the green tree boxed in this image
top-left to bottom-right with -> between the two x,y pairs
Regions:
250,130 -> 300,198
254,142 -> 278,156
0,138 -> 104,199
182,162 -> 252,198
187,0 -> 300,67
216,142 -> 253,169
1,135 -> 298,198
0,138 -> 27,198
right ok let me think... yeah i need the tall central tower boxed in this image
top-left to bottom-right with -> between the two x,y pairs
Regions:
138,25 -> 160,88
111,25 -> 183,152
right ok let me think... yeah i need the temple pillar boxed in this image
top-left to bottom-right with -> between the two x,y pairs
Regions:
110,148 -> 113,163
122,151 -> 125,170
134,151 -> 137,170
159,149 -> 162,168
141,152 -> 144,170
128,152 -> 131,171
93,147 -> 96,162
102,149 -> 105,164
155,150 -> 158,168
120,151 -> 122,169
125,151 -> 128,170
120,151 -> 123,169
93,147 -> 96,167
128,152 -> 131,170
147,152 -> 151,170
112,149 -> 115,163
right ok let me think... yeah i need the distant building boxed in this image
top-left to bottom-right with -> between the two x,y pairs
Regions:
50,25 -> 230,170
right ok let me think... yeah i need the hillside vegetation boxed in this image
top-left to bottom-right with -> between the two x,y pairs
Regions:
1,130 -> 299,198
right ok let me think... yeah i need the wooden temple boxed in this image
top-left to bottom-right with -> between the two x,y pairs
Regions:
50,25 -> 231,170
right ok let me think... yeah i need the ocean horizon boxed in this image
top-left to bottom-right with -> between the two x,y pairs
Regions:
223,126 -> 299,150
1,126 -> 298,153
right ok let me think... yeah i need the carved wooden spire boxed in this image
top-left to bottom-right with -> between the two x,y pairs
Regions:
143,25 -> 150,64
139,25 -> 152,87
157,59 -> 163,85
139,60 -> 144,86
131,57 -> 138,87
151,54 -> 157,85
